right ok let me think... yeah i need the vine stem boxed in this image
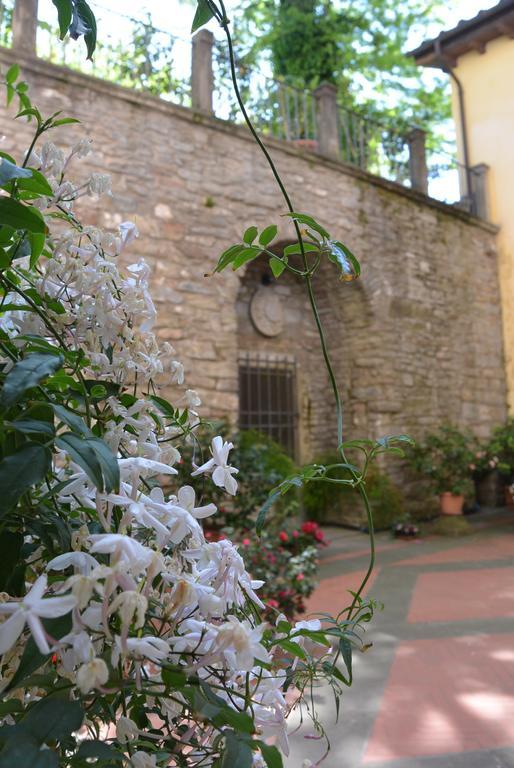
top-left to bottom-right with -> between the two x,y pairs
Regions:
216,1 -> 344,447
211,0 -> 374,621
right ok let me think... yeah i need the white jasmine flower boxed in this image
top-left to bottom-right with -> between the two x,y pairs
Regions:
119,221 -> 139,252
88,533 -> 154,574
47,551 -> 99,576
184,389 -> 201,408
76,657 -> 109,694
170,360 -> 185,385
117,715 -> 139,743
0,575 -> 76,655
87,172 -> 112,197
131,752 -> 156,768
40,141 -> 65,176
176,486 -> 216,520
72,138 -> 92,158
215,616 -> 269,671
108,591 -> 147,635
116,635 -> 170,663
191,436 -> 239,495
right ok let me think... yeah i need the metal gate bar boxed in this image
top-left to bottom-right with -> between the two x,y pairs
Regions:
238,352 -> 298,457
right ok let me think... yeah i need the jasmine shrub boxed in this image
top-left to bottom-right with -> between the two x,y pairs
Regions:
0,72 -> 379,768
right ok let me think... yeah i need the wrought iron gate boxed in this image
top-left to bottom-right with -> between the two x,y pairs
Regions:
238,352 -> 298,457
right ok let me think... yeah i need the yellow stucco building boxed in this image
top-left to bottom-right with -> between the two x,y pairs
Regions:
411,0 -> 514,409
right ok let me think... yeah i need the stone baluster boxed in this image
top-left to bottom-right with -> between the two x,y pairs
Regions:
191,29 -> 214,115
407,128 -> 428,194
12,0 -> 39,56
313,83 -> 341,161
470,163 -> 489,219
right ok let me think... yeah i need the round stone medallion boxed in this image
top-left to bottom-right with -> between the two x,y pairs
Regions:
250,286 -> 284,337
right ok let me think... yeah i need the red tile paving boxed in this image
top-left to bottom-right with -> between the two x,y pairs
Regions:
363,634 -> 514,763
407,567 -> 514,623
306,569 -> 378,616
394,535 -> 514,567
321,539 -> 410,566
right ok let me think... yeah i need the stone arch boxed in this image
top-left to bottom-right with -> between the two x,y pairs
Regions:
235,245 -> 334,461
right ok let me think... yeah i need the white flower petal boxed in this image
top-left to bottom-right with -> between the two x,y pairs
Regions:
0,609 -> 26,655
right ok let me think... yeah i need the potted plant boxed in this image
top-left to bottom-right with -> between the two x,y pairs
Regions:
486,419 -> 514,506
408,426 -> 474,516
469,443 -> 504,508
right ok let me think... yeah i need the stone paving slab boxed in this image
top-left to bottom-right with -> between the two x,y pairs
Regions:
286,510 -> 514,768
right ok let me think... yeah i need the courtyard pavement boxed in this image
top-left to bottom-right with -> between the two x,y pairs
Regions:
286,509 -> 514,768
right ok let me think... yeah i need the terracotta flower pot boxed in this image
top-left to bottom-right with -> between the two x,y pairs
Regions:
440,492 -> 464,516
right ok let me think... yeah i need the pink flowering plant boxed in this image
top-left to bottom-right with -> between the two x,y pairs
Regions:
0,2 -> 413,766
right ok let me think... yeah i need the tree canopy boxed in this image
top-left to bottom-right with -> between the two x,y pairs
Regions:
231,0 -> 451,133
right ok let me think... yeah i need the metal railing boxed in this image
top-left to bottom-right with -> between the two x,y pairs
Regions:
338,104 -> 411,184
213,47 -> 317,143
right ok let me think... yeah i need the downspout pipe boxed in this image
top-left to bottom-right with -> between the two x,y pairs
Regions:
435,39 -> 475,214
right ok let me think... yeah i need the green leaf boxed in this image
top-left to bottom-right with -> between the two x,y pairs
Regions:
259,743 -> 283,768
243,226 -> 258,245
161,667 -> 188,688
214,243 -> 245,273
88,436 -> 120,493
339,637 -> 353,683
23,697 -> 84,743
256,488 -> 281,535
220,731 -> 253,768
0,159 -> 32,186
7,614 -> 72,691
74,1 -> 97,59
232,246 -> 261,270
15,107 -> 42,125
77,741 -> 122,761
5,64 -> 19,85
259,224 -> 278,247
0,530 -> 23,593
0,198 -> 46,234
51,117 -> 80,127
192,0 -> 215,32
0,737 -> 58,768
0,443 -> 51,517
51,0 -> 73,39
0,352 -> 63,410
269,256 -> 286,278
5,84 -> 15,106
28,232 -> 46,268
18,170 -> 53,197
8,417 -> 55,437
285,211 -> 330,239
376,434 -> 414,449
55,432 -> 104,490
0,700 -> 23,717
277,638 -> 306,660
283,242 -> 318,257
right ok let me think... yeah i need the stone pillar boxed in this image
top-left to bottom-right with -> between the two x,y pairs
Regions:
407,128 -> 428,194
191,29 -> 214,115
470,163 -> 489,220
12,0 -> 39,56
313,83 -> 340,161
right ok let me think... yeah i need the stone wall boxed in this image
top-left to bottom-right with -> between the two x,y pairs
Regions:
0,50 -> 507,475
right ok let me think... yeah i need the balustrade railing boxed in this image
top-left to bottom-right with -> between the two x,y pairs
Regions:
0,0 -> 489,219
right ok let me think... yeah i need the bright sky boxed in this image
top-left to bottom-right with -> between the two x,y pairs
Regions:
36,0 -> 500,44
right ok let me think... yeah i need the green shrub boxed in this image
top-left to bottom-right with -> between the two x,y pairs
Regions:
303,452 -> 405,530
487,419 -> 514,479
406,425 -> 474,496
